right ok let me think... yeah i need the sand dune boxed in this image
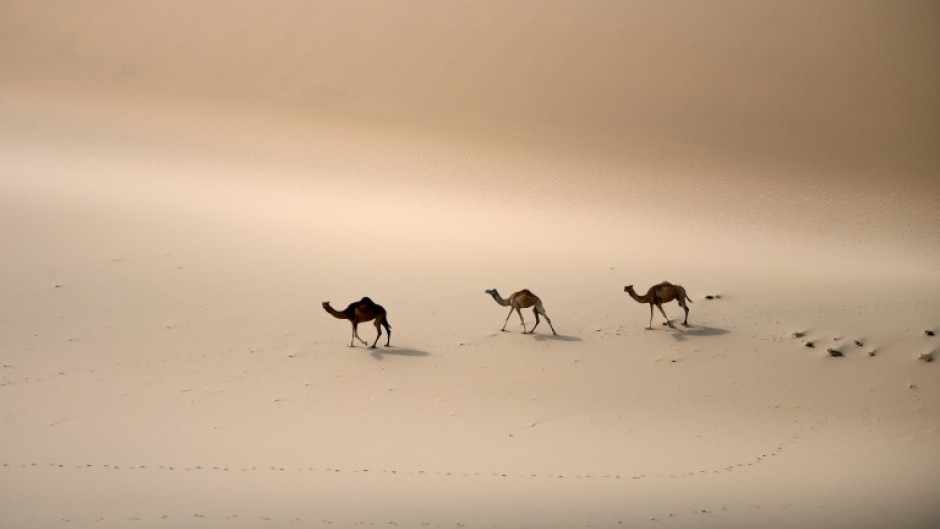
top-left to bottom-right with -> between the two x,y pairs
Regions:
2,1 -> 939,528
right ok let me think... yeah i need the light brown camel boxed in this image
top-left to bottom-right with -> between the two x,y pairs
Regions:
485,288 -> 557,335
624,282 -> 692,330
322,297 -> 391,348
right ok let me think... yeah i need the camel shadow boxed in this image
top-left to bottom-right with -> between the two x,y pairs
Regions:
664,325 -> 729,342
533,333 -> 583,342
370,346 -> 431,360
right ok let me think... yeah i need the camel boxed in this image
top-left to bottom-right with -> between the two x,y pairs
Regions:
485,288 -> 557,335
624,282 -> 692,330
322,297 -> 391,348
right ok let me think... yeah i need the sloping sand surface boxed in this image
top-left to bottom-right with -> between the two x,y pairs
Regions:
2,2 -> 939,528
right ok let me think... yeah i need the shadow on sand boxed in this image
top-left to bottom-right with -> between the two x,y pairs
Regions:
532,333 -> 583,342
662,324 -> 730,342
370,346 -> 432,360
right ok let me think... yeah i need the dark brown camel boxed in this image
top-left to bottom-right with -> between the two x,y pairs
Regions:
322,297 -> 391,348
624,282 -> 692,330
485,288 -> 557,335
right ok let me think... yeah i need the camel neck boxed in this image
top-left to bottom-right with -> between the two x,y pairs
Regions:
626,289 -> 649,304
489,291 -> 511,307
323,304 -> 349,319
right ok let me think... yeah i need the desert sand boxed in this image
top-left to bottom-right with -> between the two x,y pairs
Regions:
1,1 -> 939,528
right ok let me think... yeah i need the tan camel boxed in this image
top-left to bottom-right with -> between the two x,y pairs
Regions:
624,282 -> 692,330
322,297 -> 391,348
485,288 -> 557,335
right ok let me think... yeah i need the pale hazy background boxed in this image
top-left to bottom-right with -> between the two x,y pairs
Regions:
2,2 -> 939,528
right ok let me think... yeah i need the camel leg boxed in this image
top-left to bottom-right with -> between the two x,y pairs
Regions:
529,308 -> 541,334
656,303 -> 675,328
679,301 -> 690,326
647,304 -> 654,330
517,308 -> 527,333
546,314 -> 557,335
371,319 -> 382,349
381,320 -> 392,346
351,322 -> 368,346
501,307 -> 515,331
537,306 -> 557,335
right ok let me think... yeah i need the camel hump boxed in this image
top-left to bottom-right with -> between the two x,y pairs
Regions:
359,296 -> 375,305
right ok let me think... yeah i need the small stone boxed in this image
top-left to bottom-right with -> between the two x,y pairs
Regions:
827,348 -> 843,357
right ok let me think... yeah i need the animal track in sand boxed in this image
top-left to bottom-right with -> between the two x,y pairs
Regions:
8,514 -> 470,527
2,419 -> 832,490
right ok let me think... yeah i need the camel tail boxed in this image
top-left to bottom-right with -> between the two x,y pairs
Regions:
686,295 -> 693,303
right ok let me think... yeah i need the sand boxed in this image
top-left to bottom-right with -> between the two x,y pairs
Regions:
2,1 -> 939,528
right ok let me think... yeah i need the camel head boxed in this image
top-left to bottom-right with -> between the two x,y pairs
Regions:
321,301 -> 331,308
485,289 -> 496,295
624,285 -> 634,292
